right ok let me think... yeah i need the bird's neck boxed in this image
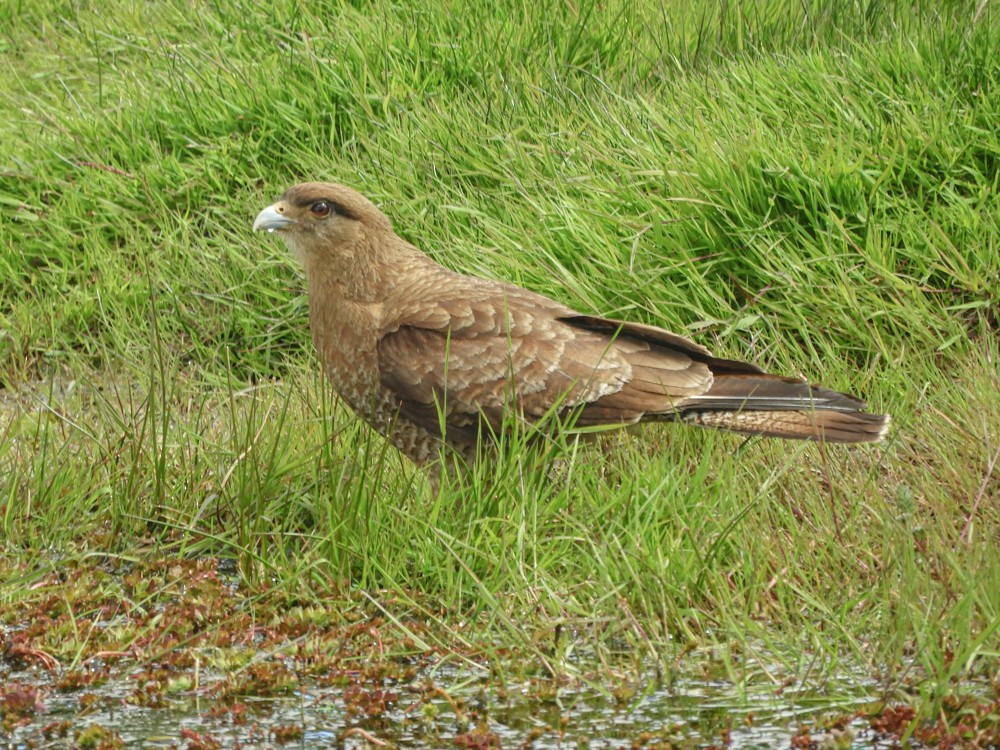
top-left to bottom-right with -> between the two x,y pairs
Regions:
302,255 -> 380,304
300,238 -> 443,386
301,235 -> 434,305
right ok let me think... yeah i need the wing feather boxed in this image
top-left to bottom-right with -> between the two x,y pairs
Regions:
376,284 -> 725,439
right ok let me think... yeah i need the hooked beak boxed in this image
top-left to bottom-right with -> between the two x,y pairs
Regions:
253,204 -> 294,232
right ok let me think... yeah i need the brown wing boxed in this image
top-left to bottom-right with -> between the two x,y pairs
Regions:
560,314 -> 765,376
376,283 -> 723,439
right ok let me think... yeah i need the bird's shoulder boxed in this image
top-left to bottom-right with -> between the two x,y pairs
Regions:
379,262 -> 571,338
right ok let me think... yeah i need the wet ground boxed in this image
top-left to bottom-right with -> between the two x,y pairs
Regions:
2,559 -> 996,748
1,665 -> 889,749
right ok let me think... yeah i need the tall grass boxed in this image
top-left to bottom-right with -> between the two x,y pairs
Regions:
1,0 -> 998,719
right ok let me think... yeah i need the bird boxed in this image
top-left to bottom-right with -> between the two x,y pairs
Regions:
253,182 -> 889,471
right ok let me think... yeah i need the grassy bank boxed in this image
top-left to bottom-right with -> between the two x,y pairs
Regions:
1,0 -> 998,741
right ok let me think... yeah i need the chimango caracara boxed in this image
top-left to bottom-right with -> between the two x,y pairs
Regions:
254,182 -> 889,468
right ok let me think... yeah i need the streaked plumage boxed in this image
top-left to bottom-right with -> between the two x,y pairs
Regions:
254,182 -> 889,467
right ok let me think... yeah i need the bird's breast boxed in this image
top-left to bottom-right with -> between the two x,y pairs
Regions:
308,293 -> 383,403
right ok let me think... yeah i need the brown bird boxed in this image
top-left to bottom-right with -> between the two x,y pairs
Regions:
254,182 -> 889,470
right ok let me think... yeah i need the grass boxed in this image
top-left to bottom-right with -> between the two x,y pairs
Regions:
1,0 -> 998,742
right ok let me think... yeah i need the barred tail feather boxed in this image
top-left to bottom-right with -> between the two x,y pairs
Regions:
682,408 -> 890,443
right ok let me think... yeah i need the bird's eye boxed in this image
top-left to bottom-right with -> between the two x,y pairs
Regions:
310,201 -> 331,217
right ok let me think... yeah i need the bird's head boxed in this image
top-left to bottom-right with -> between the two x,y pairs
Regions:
253,182 -> 392,265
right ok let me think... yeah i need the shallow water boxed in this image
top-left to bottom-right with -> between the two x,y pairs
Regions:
4,558 -> 981,748
3,657 -> 910,749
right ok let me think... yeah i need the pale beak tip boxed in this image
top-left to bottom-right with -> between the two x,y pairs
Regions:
253,204 -> 293,232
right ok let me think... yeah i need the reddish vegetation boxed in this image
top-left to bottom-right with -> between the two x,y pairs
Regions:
1,558 -> 996,748
872,699 -> 1000,749
271,723 -> 304,743
0,558 -> 503,746
181,728 -> 222,750
871,703 -> 917,737
0,683 -> 44,731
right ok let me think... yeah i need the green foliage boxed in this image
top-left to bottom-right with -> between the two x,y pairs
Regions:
1,0 -> 998,725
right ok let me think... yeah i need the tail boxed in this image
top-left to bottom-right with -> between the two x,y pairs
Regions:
679,375 -> 890,444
